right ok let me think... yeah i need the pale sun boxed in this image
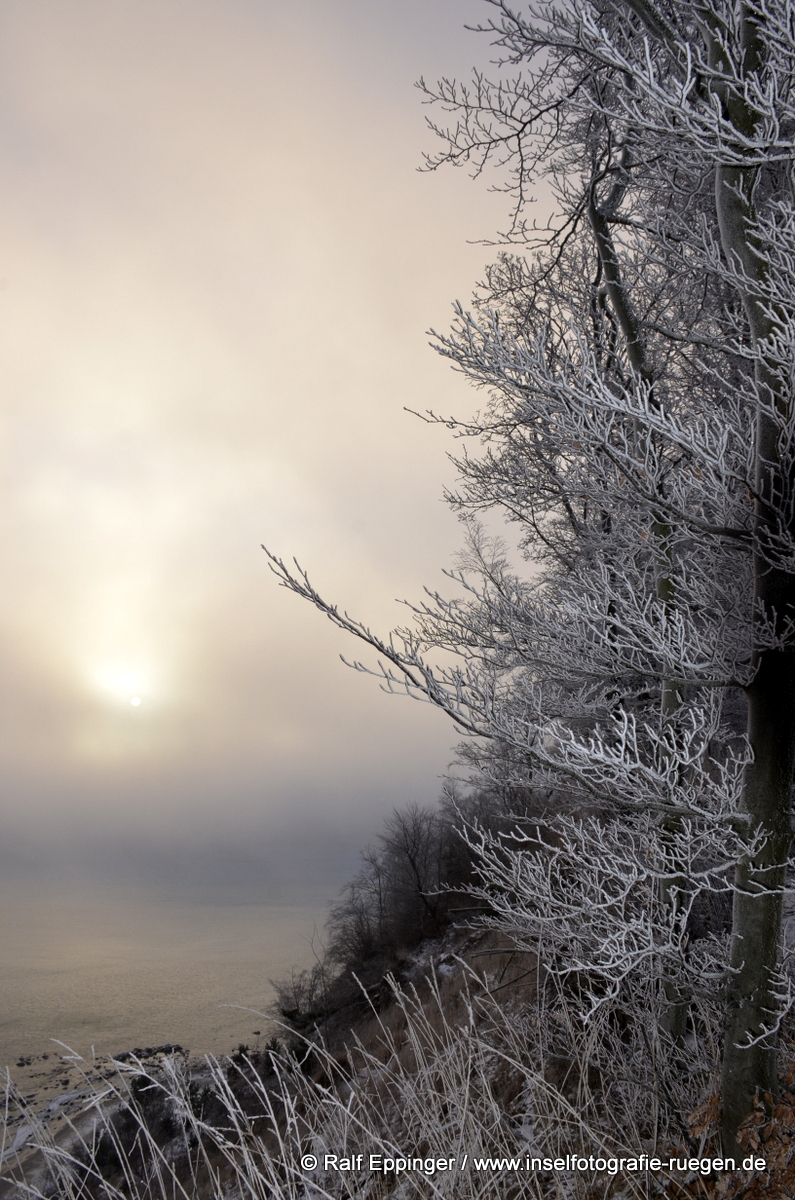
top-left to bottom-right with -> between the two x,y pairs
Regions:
92,663 -> 153,707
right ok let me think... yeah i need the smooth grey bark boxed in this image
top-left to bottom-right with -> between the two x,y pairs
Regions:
717,156 -> 795,1149
611,0 -> 794,1154
710,7 -> 795,1156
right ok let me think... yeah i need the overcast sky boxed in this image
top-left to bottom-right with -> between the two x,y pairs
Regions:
0,0 -> 529,903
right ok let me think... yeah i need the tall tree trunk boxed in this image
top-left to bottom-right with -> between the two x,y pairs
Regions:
720,299 -> 795,1150
616,0 -> 794,1136
713,9 -> 795,1150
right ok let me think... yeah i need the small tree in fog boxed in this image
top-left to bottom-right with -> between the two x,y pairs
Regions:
327,804 -> 464,966
267,0 -> 795,1152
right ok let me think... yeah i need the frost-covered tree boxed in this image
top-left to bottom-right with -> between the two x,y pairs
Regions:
266,0 -> 795,1154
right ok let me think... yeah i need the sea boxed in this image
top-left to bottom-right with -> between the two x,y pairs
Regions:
0,877 -> 327,1077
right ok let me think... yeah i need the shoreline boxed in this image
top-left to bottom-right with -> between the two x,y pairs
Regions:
1,1036 -> 263,1167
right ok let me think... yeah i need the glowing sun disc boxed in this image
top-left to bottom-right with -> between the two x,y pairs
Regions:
130,696 -> 142,707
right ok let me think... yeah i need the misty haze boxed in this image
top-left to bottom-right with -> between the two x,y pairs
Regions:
0,0 -> 498,1070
